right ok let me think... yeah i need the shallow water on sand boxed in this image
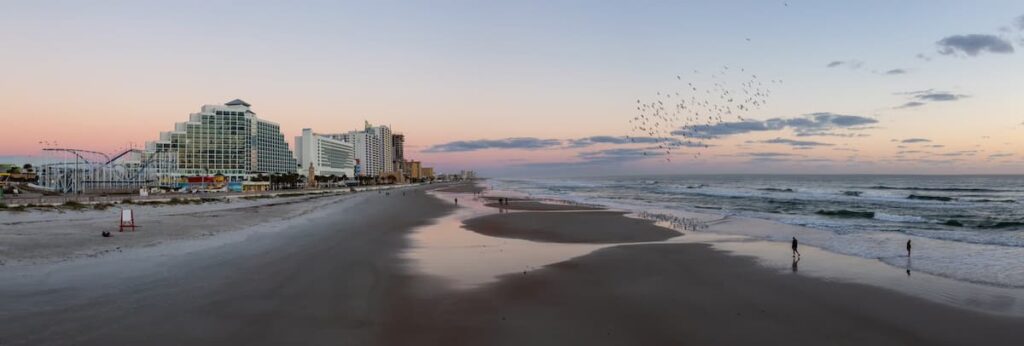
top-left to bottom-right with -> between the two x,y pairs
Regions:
405,190 -> 1024,316
402,191 -> 611,289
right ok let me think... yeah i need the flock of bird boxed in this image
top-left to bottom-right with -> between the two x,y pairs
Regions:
627,65 -> 781,161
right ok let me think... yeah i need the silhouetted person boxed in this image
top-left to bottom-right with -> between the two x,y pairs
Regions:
791,237 -> 800,258
454,197 -> 458,205
906,239 -> 912,257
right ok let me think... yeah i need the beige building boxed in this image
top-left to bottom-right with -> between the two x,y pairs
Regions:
403,160 -> 422,180
421,167 -> 435,179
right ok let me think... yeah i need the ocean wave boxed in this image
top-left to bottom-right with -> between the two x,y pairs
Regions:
907,194 -> 955,202
870,185 -> 1007,193
873,212 -> 929,223
816,209 -> 875,219
967,199 -> 1017,204
758,188 -> 795,192
977,221 -> 1024,229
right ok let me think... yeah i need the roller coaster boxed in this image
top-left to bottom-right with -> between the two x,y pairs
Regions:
35,147 -> 173,194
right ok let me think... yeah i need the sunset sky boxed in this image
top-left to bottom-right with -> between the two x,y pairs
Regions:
2,1 -> 1022,176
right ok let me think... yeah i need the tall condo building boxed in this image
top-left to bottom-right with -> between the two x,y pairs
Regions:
294,128 -> 355,178
367,124 -> 394,174
392,133 -> 405,174
145,99 -> 297,184
321,122 -> 394,178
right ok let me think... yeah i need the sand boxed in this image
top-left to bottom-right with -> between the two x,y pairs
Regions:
384,243 -> 1024,345
0,184 -> 452,345
3,182 -> 1023,345
0,186 -> 414,266
462,211 -> 681,243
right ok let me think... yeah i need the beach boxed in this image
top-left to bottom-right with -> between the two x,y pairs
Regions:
1,182 -> 1023,345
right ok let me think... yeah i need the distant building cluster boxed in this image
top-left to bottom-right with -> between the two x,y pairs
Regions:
7,99 -> 471,195
139,99 -> 443,190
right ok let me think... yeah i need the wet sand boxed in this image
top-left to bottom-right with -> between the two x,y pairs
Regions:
387,243 -> 1024,345
463,211 -> 681,243
483,199 -> 604,211
435,183 -> 484,193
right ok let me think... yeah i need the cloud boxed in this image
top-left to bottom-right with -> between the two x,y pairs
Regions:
915,92 -> 968,102
989,153 -> 1014,159
895,101 -> 926,109
885,69 -> 907,75
894,89 -> 969,109
794,131 -> 869,138
566,136 -> 652,147
566,136 -> 707,148
578,148 -> 664,161
744,152 -> 798,158
936,34 -> 1014,56
752,138 -> 834,147
901,138 -> 931,143
826,60 -> 863,69
674,112 -> 877,139
424,137 -> 562,152
1015,14 -> 1024,30
521,147 -> 668,169
915,53 -> 932,61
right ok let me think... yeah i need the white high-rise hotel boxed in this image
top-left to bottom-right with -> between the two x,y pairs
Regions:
322,122 -> 393,178
145,99 -> 296,183
294,128 -> 355,178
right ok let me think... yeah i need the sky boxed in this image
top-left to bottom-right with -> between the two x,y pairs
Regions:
1,0 -> 1022,177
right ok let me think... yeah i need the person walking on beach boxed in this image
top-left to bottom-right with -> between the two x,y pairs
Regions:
906,239 -> 912,257
792,237 -> 800,258
454,197 -> 458,205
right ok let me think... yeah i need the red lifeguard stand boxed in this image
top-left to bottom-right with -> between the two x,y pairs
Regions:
119,209 -> 137,232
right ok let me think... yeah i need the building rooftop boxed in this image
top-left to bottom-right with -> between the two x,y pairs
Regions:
225,99 -> 251,107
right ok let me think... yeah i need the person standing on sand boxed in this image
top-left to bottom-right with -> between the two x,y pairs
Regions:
455,197 -> 458,205
792,237 -> 800,258
907,239 -> 912,257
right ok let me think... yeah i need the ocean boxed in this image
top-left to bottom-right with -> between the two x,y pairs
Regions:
489,175 -> 1024,288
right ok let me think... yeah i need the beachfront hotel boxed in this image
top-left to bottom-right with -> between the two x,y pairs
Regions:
322,122 -> 395,178
145,99 -> 297,184
294,128 -> 355,178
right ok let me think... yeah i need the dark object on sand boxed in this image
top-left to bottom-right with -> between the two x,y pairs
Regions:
102,231 -> 111,237
907,239 -> 912,257
455,198 -> 458,205
791,237 -> 800,258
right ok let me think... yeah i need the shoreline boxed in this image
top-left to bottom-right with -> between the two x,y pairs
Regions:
465,185 -> 1024,315
390,184 -> 1024,344
3,181 -> 1023,344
